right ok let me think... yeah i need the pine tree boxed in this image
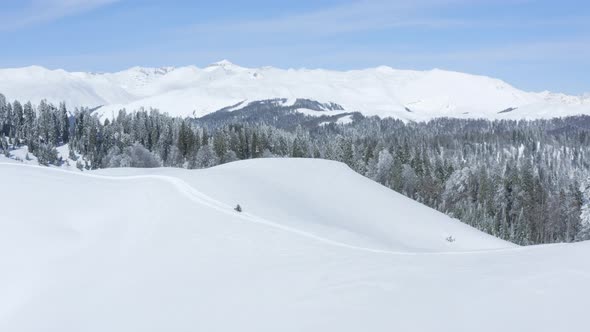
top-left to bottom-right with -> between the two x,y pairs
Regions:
12,101 -> 24,143
577,179 -> 590,241
0,94 -> 7,136
59,102 -> 69,143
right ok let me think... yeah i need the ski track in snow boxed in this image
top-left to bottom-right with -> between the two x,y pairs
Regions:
0,162 -> 534,256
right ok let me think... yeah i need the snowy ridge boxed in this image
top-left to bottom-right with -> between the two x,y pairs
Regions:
0,61 -> 588,121
0,161 -> 509,255
1,159 -> 588,331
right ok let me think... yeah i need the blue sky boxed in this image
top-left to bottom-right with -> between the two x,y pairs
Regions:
0,0 -> 588,94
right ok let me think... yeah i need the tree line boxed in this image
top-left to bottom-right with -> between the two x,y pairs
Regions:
1,94 -> 590,245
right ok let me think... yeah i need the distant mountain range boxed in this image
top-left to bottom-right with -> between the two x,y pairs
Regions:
0,60 -> 588,121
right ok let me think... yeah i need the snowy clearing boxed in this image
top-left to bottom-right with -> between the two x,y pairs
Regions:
0,158 -> 588,332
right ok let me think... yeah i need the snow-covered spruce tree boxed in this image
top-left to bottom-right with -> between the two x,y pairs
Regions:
22,102 -> 37,150
193,144 -> 218,169
12,100 -> 24,144
374,148 -> 394,185
0,94 -> 7,137
37,100 -> 58,146
0,136 -> 9,157
59,102 -> 69,143
577,180 -> 590,241
36,143 -> 60,166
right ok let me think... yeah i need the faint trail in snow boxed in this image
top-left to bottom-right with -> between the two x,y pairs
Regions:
1,163 -> 533,256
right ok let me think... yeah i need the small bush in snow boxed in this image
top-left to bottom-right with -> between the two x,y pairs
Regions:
36,143 -> 60,166
103,144 -> 162,168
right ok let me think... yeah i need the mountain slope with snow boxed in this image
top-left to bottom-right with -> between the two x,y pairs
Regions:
0,61 -> 588,121
1,159 -> 589,331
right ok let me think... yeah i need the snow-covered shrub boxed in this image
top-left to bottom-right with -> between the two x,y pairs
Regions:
36,143 -> 60,166
194,145 -> 219,169
103,144 -> 162,168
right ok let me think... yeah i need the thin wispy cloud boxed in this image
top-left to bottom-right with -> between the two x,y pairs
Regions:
182,0 -> 587,42
0,0 -> 119,31
185,0 -> 472,38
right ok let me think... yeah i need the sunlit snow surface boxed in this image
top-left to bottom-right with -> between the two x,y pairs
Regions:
0,158 -> 588,332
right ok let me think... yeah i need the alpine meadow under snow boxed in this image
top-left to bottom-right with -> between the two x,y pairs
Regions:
1,159 -> 590,332
0,61 -> 589,121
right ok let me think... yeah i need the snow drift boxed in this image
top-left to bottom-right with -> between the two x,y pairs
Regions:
0,61 -> 588,121
0,158 -> 588,332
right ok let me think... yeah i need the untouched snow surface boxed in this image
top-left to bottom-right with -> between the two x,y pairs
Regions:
0,158 -> 589,332
0,144 -> 82,171
0,61 -> 588,121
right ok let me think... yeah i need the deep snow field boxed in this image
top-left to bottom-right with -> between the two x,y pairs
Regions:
0,158 -> 589,331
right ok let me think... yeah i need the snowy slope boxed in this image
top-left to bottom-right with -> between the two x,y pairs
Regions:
0,61 -> 588,121
94,159 -> 512,252
0,144 -> 83,171
1,159 -> 589,332
0,66 -> 135,108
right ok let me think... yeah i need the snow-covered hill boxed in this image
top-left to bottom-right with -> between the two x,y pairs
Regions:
1,159 -> 588,331
0,61 -> 588,121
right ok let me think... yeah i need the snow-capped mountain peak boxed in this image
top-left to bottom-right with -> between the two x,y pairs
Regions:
208,59 -> 236,67
0,61 -> 588,120
205,59 -> 245,71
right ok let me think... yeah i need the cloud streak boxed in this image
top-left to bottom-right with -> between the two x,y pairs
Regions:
183,0 -> 476,40
181,0 -> 587,44
0,0 -> 119,31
